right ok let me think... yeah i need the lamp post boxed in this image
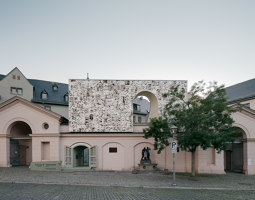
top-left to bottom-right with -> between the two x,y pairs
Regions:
170,125 -> 178,186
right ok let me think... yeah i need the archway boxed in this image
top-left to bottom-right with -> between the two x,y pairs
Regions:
8,121 -> 32,166
134,91 -> 158,123
224,127 -> 246,173
73,145 -> 89,167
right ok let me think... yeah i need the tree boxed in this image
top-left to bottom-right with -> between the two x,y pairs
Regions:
144,81 -> 242,176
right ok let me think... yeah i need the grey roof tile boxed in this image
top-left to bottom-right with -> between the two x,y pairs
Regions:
29,79 -> 68,105
225,78 -> 255,103
0,74 -> 5,80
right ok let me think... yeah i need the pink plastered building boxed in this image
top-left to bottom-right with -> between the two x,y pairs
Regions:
0,68 -> 255,174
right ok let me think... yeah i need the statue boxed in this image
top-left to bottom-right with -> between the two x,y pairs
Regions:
142,147 -> 146,160
141,147 -> 151,161
139,146 -> 157,170
146,147 -> 151,161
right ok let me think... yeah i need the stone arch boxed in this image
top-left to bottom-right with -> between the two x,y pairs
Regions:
102,142 -> 124,170
70,142 -> 91,148
4,117 -> 35,136
233,123 -> 249,138
133,142 -> 155,169
134,91 -> 158,120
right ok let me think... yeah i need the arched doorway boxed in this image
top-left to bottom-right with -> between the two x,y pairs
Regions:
73,146 -> 89,167
224,127 -> 246,173
65,143 -> 96,169
9,121 -> 32,166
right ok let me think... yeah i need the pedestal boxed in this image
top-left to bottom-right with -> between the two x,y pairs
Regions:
138,160 -> 158,171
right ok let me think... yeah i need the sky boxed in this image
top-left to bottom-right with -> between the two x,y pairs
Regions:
0,0 -> 254,88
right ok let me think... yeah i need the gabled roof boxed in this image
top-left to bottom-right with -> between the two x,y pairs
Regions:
0,67 -> 33,87
0,68 -> 68,106
0,96 -> 61,119
0,96 -> 69,124
225,78 -> 255,103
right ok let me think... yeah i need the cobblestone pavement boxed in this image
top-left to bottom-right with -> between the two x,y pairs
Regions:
0,183 -> 255,200
0,167 -> 255,199
0,167 -> 255,190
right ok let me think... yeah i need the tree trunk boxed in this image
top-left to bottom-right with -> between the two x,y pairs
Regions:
191,150 -> 196,176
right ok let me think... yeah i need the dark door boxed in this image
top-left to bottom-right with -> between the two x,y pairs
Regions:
225,150 -> 232,171
10,139 -> 19,166
19,145 -> 27,166
232,143 -> 243,173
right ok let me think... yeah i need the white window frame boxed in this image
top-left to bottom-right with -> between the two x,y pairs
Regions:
10,87 -> 23,95
42,92 -> 48,99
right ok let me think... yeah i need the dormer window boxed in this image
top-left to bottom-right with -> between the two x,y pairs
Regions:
41,90 -> 48,100
64,93 -> 68,102
52,83 -> 58,91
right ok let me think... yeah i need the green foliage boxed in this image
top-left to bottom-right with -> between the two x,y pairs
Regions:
143,117 -> 172,153
144,81 -> 243,154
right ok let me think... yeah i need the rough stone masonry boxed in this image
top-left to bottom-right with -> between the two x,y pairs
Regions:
69,79 -> 187,132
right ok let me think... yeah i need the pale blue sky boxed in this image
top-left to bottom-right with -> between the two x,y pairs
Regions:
0,0 -> 254,88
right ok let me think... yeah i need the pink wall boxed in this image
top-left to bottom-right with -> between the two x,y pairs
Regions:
0,98 -> 61,166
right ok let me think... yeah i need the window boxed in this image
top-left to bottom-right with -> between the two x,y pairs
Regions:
64,94 -> 68,102
17,88 -> 23,95
41,90 -> 48,99
138,116 -> 142,123
11,87 -> 17,94
10,87 -> 23,95
133,104 -> 138,111
12,75 -> 16,79
133,116 -> 136,123
52,84 -> 58,91
17,76 -> 20,80
109,147 -> 117,153
43,123 -> 49,129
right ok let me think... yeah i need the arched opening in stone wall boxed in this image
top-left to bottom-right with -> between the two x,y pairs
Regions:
133,91 -> 158,124
224,127 -> 246,173
8,121 -> 32,166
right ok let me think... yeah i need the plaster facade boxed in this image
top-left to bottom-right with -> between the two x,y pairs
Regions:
1,77 -> 255,175
0,68 -> 33,104
0,97 -> 61,167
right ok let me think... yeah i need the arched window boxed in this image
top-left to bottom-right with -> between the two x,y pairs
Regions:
133,92 -> 158,124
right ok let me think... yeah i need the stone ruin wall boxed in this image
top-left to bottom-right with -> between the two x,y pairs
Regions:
69,79 -> 187,132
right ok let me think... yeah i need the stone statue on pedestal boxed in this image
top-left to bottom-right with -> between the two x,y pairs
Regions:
139,146 -> 157,170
